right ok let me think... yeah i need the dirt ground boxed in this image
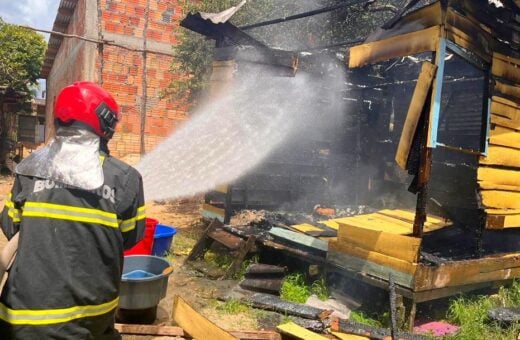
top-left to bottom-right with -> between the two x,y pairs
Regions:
0,175 -> 264,339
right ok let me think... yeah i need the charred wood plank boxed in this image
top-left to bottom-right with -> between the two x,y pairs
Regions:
330,317 -> 428,340
261,240 -> 328,265
208,229 -> 243,251
289,316 -> 326,333
223,235 -> 256,280
239,278 -> 284,294
247,293 -> 331,320
187,219 -> 223,261
268,227 -> 328,253
488,307 -> 520,326
244,264 -> 286,278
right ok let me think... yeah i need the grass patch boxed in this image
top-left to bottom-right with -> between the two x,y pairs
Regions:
280,273 -> 311,304
350,310 -> 384,328
233,255 -> 260,280
280,274 -> 330,303
216,299 -> 250,314
445,281 -> 520,340
172,228 -> 200,256
204,250 -> 234,270
310,277 -> 329,301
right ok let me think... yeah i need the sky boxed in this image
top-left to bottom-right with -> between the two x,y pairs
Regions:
0,0 -> 60,35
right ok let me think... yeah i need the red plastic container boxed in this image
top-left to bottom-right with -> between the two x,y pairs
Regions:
124,218 -> 158,256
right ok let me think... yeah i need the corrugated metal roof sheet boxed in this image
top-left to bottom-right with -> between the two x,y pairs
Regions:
40,0 -> 79,78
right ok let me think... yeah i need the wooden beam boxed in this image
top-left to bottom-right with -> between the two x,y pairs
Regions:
395,61 -> 437,170
414,252 -> 520,291
364,2 -> 442,42
349,26 -> 441,68
172,295 -> 238,340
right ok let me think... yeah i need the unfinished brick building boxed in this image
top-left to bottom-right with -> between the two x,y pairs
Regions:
41,0 -> 188,159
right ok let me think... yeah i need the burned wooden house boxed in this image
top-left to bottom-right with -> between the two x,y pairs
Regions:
181,0 -> 520,327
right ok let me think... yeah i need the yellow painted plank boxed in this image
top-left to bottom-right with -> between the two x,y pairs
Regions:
495,80 -> 520,101
489,125 -> 520,150
334,216 -> 412,235
290,223 -> 324,233
349,26 -> 440,68
396,61 -> 437,169
481,190 -> 520,209
493,55 -> 520,83
493,96 -> 520,109
376,209 -> 448,232
491,113 -> 520,130
480,145 -> 520,168
484,208 -> 520,215
329,240 -> 418,273
478,167 -> 520,188
172,295 -> 238,340
490,98 -> 520,130
276,321 -> 328,340
479,182 -> 520,192
331,331 -> 369,340
336,224 -> 421,263
318,220 -> 340,230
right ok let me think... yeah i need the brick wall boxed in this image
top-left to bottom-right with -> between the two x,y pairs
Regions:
46,0 -> 189,160
99,0 -> 188,159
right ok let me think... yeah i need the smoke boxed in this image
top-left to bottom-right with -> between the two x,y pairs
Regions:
137,56 -> 346,202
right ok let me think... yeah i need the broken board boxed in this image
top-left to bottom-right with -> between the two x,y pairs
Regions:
172,295 -> 238,340
276,321 -> 328,340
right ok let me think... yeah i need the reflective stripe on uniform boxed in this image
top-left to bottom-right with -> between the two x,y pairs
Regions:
22,202 -> 119,228
5,194 -> 21,223
0,297 -> 119,326
119,205 -> 146,233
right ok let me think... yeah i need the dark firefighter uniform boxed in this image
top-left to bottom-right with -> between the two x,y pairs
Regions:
0,153 -> 145,339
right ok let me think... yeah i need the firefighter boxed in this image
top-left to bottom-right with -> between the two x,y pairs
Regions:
0,81 -> 145,339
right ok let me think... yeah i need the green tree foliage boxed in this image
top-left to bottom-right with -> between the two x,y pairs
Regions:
167,0 -> 278,104
168,0 -> 401,106
0,18 -> 46,97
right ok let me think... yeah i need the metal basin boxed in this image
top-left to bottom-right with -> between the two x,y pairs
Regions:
119,255 -> 173,310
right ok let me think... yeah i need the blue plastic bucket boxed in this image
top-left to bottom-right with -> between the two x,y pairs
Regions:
152,224 -> 177,256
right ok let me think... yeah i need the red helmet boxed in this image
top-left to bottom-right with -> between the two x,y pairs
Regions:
54,81 -> 120,140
